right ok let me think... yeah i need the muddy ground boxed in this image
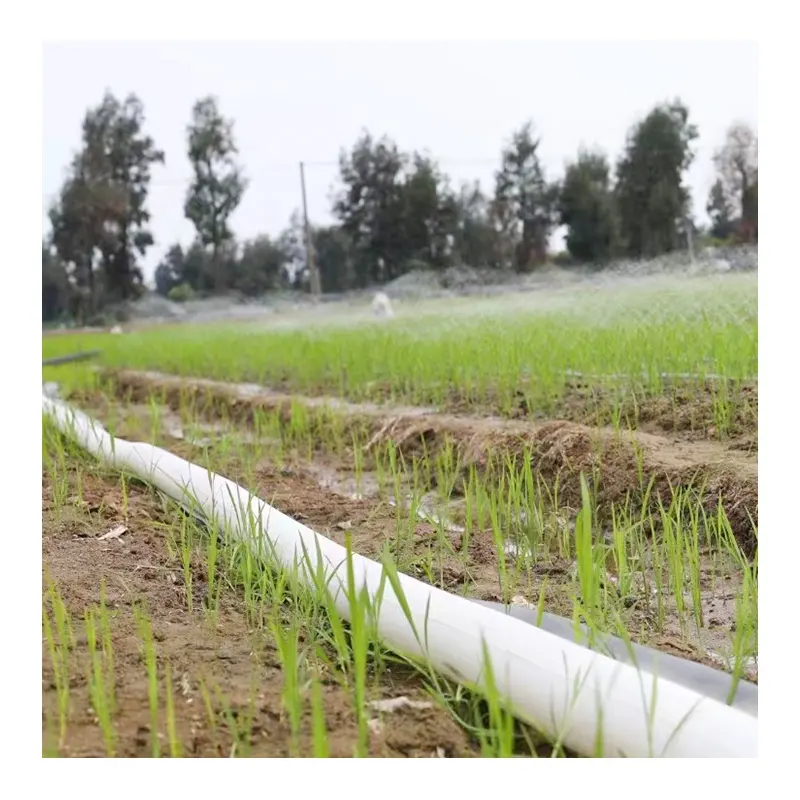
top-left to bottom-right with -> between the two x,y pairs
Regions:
44,370 -> 758,756
100,370 -> 758,557
42,464 -> 479,758
69,373 -> 756,654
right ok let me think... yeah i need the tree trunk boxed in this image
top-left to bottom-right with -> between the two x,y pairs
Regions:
213,244 -> 226,294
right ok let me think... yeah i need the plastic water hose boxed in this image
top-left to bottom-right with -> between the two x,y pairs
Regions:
41,394 -> 758,757
42,350 -> 101,367
470,600 -> 757,717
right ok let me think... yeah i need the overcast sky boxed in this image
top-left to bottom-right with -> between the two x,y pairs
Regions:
43,40 -> 758,280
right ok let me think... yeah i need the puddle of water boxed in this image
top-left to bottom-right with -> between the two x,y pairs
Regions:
304,463 -> 382,501
415,492 -> 466,534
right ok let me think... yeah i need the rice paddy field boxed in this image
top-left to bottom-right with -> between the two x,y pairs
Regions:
41,271 -> 758,757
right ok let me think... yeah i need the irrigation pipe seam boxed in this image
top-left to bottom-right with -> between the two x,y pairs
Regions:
42,394 -> 758,758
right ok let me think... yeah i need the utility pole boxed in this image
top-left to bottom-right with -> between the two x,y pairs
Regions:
299,161 -> 321,301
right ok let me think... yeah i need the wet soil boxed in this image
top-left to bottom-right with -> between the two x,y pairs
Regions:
50,396 -> 755,683
99,370 -> 758,557
42,465 -> 477,758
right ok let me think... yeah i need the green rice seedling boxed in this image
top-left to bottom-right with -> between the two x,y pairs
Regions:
374,444 -> 388,498
342,532 -> 374,757
683,496 -> 705,635
500,455 -> 525,555
394,493 -> 423,571
251,407 -> 268,447
378,545 -> 451,705
84,605 -> 116,756
474,641 -> 516,757
97,585 -> 116,715
627,430 -> 647,492
204,514 -> 222,614
416,435 -> 435,490
574,475 -> 606,629
46,573 -> 75,653
518,453 -> 549,562
352,431 -> 365,497
42,451 -> 67,515
43,431 -> 71,514
433,510 -> 459,579
214,432 -> 234,469
542,651 -> 596,757
460,467 -> 478,555
327,407 -> 348,458
488,492 -> 510,601
434,438 -> 461,505
269,612 -> 304,755
609,392 -> 624,435
310,676 -> 330,757
474,474 -> 492,545
164,661 -> 182,757
386,440 -> 404,514
710,381 -> 733,439
178,514 -> 195,613
172,493 -> 224,614
133,603 -> 161,757
609,502 -> 636,600
532,471 -> 567,559
236,542 -> 259,623
288,398 -> 312,459
727,559 -> 758,703
659,493 -> 688,636
43,576 -> 74,748
300,543 -> 354,678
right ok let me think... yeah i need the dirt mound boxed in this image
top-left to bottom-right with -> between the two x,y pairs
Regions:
99,371 -> 757,557
363,417 -> 757,557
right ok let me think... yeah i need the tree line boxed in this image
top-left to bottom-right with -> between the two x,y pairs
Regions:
43,92 -> 757,323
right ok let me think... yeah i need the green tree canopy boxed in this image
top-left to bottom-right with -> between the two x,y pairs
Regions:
80,92 -> 164,301
313,226 -> 354,293
42,242 -> 71,322
451,181 -> 501,268
558,148 -> 619,263
494,121 -> 558,271
232,236 -> 289,296
47,91 -> 163,319
706,178 -> 736,241
184,96 -> 248,293
615,100 -> 698,258
333,131 -> 409,285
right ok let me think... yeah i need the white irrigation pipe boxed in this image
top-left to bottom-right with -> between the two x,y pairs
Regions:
42,394 -> 757,758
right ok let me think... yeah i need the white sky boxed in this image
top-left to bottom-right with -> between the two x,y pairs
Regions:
42,40 -> 758,280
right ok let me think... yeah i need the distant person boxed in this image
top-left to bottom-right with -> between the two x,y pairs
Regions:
372,291 -> 394,319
